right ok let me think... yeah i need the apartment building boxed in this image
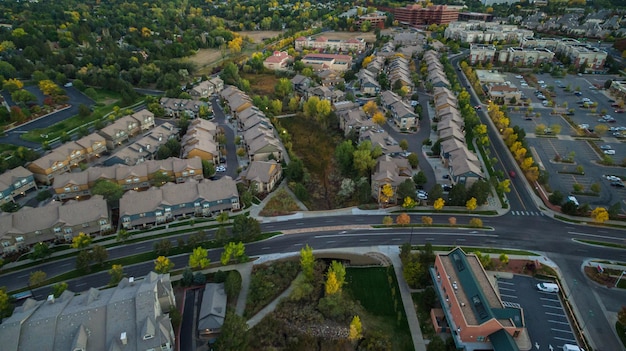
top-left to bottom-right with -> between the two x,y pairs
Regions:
469,44 -> 497,65
52,157 -> 203,200
182,119 -> 220,164
295,36 -> 366,52
445,21 -> 533,43
430,248 -> 526,351
99,109 -> 155,150
160,97 -> 208,119
380,90 -> 418,131
189,77 -> 224,99
301,53 -> 353,72
119,177 -> 240,229
0,195 -> 111,255
0,167 -> 37,205
239,160 -> 283,194
104,122 -> 179,166
497,47 -> 554,66
263,51 -> 293,70
0,272 -> 176,351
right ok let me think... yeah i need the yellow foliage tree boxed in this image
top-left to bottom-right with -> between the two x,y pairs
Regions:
3,78 -> 23,91
469,218 -> 483,228
514,147 -> 527,162
590,207 -> 609,223
71,232 -> 92,250
421,216 -> 433,225
466,197 -> 477,211
382,216 -> 393,226
362,55 -> 374,68
38,80 -> 61,96
154,256 -> 174,273
433,198 -> 445,211
380,183 -> 394,204
402,196 -> 416,209
520,157 -> 534,171
141,27 -> 151,37
372,111 -> 386,126
396,213 -> 411,225
363,100 -> 378,116
349,315 -> 363,341
325,271 -> 340,295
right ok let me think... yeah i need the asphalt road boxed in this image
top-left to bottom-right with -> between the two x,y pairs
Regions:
0,86 -> 96,148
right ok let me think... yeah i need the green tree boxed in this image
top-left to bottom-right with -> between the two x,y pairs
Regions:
335,140 -> 355,176
274,78 -> 293,98
109,264 -> 124,286
52,282 -> 68,298
0,288 -> 12,321
224,271 -> 242,300
202,160 -> 215,178
329,260 -> 346,291
71,232 -> 92,250
154,239 -> 172,256
231,216 -> 260,242
413,171 -> 427,187
399,139 -> 409,151
76,250 -> 92,272
91,179 -> 124,204
154,256 -> 174,274
407,153 -> 419,168
300,244 -> 315,282
91,245 -> 108,265
116,229 -> 131,242
214,311 -> 249,351
30,242 -> 51,261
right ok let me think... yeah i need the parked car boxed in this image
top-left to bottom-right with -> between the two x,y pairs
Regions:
442,185 -> 453,192
600,145 -> 612,150
474,105 -> 481,110
606,175 -> 621,181
567,196 -> 579,206
416,190 -> 428,200
536,282 -> 559,292
574,91 -> 582,96
604,149 -> 616,155
615,109 -> 625,113
611,181 -> 625,188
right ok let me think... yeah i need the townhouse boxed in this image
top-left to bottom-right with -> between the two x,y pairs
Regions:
445,21 -> 534,43
380,90 -> 418,131
0,195 -> 111,256
160,97 -> 209,119
359,130 -> 403,155
335,101 -> 376,136
263,51 -> 293,70
0,166 -> 37,205
387,56 -> 413,90
103,122 -> 179,166
238,160 -> 283,194
52,157 -> 203,200
189,77 -> 224,99
98,109 -> 156,150
371,155 -> 412,205
469,44 -> 497,65
356,69 -> 381,96
291,74 -> 312,95
301,53 -> 353,72
181,119 -> 220,164
0,272 -> 176,351
430,248 -> 525,351
119,177 -> 240,229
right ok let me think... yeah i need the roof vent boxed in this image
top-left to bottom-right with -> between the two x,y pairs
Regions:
120,332 -> 128,345
129,277 -> 135,285
47,294 -> 55,303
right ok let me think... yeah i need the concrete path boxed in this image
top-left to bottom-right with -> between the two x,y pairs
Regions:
245,273 -> 300,329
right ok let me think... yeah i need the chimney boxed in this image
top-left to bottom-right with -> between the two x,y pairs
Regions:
47,294 -> 55,304
120,332 -> 128,345
129,277 -> 135,285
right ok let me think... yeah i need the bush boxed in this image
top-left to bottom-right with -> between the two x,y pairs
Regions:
36,190 -> 52,202
193,272 -> 207,285
225,271 -> 242,300
214,269 -> 227,283
548,190 -> 564,206
469,218 -> 483,227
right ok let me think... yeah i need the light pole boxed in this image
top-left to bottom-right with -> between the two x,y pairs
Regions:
616,271 -> 626,288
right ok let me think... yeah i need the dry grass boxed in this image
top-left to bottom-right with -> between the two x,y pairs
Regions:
242,73 -> 280,97
259,188 -> 301,216
239,30 -> 284,43
310,30 -> 377,43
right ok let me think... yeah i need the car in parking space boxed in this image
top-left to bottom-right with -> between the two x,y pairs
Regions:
604,149 -> 616,155
600,145 -> 612,150
216,165 -> 226,172
615,109 -> 625,113
474,105 -> 481,110
606,175 -> 621,181
442,184 -> 453,192
611,181 -> 625,188
574,91 -> 582,96
521,82 -> 528,87
537,80 -> 545,84
515,75 -> 523,79
567,196 -> 579,206
536,282 -> 559,292
416,190 -> 428,200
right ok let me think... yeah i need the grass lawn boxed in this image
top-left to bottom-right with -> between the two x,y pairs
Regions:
346,267 -> 414,351
259,188 -> 301,216
617,322 -> 626,348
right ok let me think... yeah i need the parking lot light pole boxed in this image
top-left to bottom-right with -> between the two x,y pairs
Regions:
615,271 -> 626,288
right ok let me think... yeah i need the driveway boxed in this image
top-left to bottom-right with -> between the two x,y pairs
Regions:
211,96 -> 239,179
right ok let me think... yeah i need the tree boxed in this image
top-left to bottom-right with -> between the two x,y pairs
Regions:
403,197 -> 417,209
76,250 -> 92,272
274,78 -> 293,98
231,216 -> 261,241
91,179 -> 124,203
109,264 -> 124,285
399,139 -> 409,151
372,111 -> 386,126
202,160 -> 215,178
349,315 -> 363,341
91,245 -> 108,265
325,271 -> 341,295
469,218 -> 483,228
29,270 -> 47,289
466,197 -> 477,212
0,288 -> 10,321
590,207 -> 609,223
421,216 -> 433,225
30,242 -> 51,261
329,260 -> 346,290
214,311 -> 249,351
396,213 -> 411,225
383,216 -> 393,225
407,153 -> 419,168
433,198 -> 445,211
71,232 -> 92,250
413,171 -> 427,187
151,171 -> 172,186
224,271 -> 242,300
154,239 -> 172,256
52,282 -> 68,298
154,256 -> 174,274
618,306 -> 626,326
449,217 -> 457,225
189,246 -> 210,269
216,212 -> 230,225
363,101 -> 378,116
300,244 -> 315,281
116,229 -> 131,242
380,183 -> 394,204
335,140 -> 355,176
499,253 -> 509,267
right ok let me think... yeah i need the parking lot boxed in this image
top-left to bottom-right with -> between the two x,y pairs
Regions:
502,72 -> 626,207
497,275 -> 578,350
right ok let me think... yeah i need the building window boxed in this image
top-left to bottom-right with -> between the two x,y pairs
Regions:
16,236 -> 24,242
64,228 -> 73,234
189,170 -> 195,175
133,177 -> 140,183
82,223 -> 90,228
165,208 -> 171,212
126,179 -> 132,183
73,186 -> 79,191
182,171 -> 188,177
35,230 -> 41,235
180,203 -> 185,208
203,203 -> 209,208
65,187 -> 71,192
54,227 -> 61,233
156,211 -> 163,216
194,202 -> 200,207
99,219 -> 108,225
123,217 -> 130,223
2,241 -> 9,247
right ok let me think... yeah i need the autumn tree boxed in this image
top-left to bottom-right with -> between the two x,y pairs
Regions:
382,216 -> 393,226
591,207 -> 609,223
380,183 -> 394,204
448,217 -> 457,226
71,232 -> 92,250
325,271 -> 341,295
221,241 -> 246,265
402,197 -> 417,209
329,260 -> 346,291
433,198 -> 445,211
372,111 -> 386,126
421,216 -> 433,225
300,244 -> 315,281
469,218 -> 483,228
109,264 -> 124,286
29,270 -> 47,289
466,197 -> 477,211
190,246 -> 210,269
349,315 -> 363,341
363,100 -> 378,116
499,254 -> 509,267
154,256 -> 174,274
396,213 -> 411,225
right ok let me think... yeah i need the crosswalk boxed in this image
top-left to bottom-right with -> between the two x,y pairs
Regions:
510,211 -> 545,216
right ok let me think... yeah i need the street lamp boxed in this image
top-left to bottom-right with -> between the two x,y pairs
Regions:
616,271 -> 626,288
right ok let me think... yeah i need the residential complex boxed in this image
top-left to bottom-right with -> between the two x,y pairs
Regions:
119,177 -> 240,229
0,166 -> 37,205
392,4 -> 459,26
263,51 -> 293,70
0,272 -> 176,351
181,119 -> 220,164
52,157 -> 203,200
430,248 -> 526,351
238,160 -> 283,194
189,77 -> 224,99
104,122 -> 179,166
371,155 -> 412,205
0,195 -> 111,255
445,21 -> 534,43
301,53 -> 353,72
295,36 -> 366,52
160,97 -> 209,119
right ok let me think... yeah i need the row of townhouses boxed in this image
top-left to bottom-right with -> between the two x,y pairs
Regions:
424,50 -> 452,90
295,36 -> 366,52
432,86 -> 485,186
160,97 -> 210,119
189,76 -> 224,99
104,122 -> 179,167
0,272 -> 176,351
0,166 -> 38,205
52,157 -> 203,200
27,109 -> 156,184
445,21 -> 535,43
0,195 -> 111,255
119,177 -> 240,229
181,119 -> 220,165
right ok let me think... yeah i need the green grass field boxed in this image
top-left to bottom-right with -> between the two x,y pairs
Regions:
346,267 -> 414,351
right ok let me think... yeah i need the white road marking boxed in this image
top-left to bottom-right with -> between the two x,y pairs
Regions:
542,305 -> 563,309
498,281 -> 514,286
326,240 -> 336,243
551,328 -> 574,334
295,222 -> 304,226
554,337 -> 577,343
314,232 -> 499,239
391,238 -> 402,241
545,312 -> 566,317
569,231 -> 622,240
548,320 -> 569,325
262,247 -> 270,250
540,297 -> 560,302
500,294 -> 518,299
499,287 -> 515,291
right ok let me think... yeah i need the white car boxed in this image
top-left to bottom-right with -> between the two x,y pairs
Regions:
515,75 -> 523,79
606,175 -> 621,182
604,149 -> 616,155
416,190 -> 428,200
537,80 -> 545,84
536,282 -> 559,292
520,83 -> 528,87
600,145 -> 612,150
567,196 -> 579,206
216,165 -> 227,172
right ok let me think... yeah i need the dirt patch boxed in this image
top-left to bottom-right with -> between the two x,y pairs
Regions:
308,30 -> 377,43
239,30 -> 284,43
242,73 -> 279,97
185,49 -> 223,68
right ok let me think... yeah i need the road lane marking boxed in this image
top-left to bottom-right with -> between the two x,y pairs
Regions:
262,247 -> 270,250
265,225 -> 274,228
548,320 -> 569,325
314,232 -> 499,238
134,246 -> 146,251
61,263 -> 71,267
391,238 -> 402,241
324,220 -> 335,223
295,222 -> 304,226
326,241 -> 336,243
359,239 -> 368,242
542,305 -> 562,309
500,294 -> 517,299
569,231 -> 622,240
